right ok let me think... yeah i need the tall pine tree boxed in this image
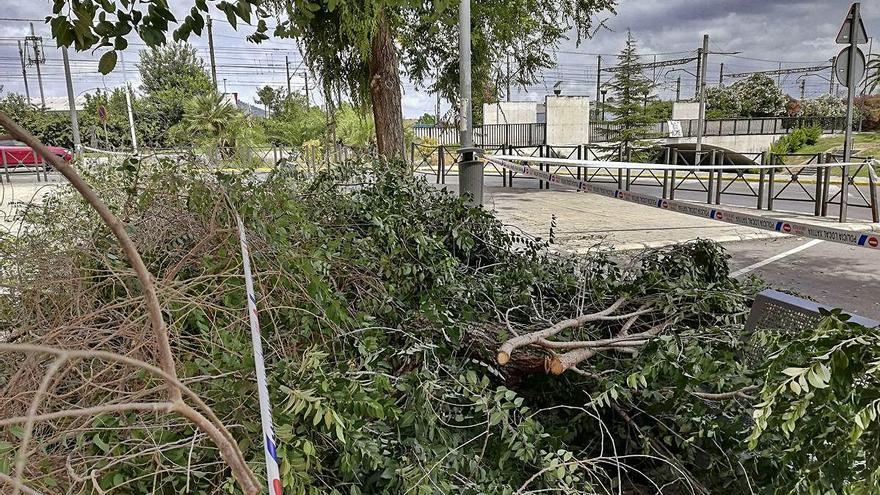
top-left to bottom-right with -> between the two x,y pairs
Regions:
606,31 -> 656,142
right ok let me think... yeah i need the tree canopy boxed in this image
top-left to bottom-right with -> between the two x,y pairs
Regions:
46,0 -> 616,157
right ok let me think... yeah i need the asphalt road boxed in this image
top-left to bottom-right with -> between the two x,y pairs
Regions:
724,236 -> 880,320
427,172 -> 880,320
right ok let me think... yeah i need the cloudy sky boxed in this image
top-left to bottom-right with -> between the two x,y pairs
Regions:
0,0 -> 876,119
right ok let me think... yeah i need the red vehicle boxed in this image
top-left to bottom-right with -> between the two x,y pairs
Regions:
0,139 -> 72,166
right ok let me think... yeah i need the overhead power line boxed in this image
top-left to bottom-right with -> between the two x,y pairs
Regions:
725,65 -> 832,79
603,56 -> 697,72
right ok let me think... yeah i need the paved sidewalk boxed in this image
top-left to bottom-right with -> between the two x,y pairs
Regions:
430,177 -> 879,251
482,186 -> 784,251
0,174 -> 63,234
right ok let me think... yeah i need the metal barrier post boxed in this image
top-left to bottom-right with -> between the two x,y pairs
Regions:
707,150 -> 716,204
839,162 -> 848,223
669,148 -> 677,200
538,145 -> 545,190
715,151 -> 723,204
410,141 -> 415,166
2,150 -> 9,183
767,154 -> 776,211
869,162 -> 879,223
33,150 -> 41,182
625,146 -> 632,191
662,147 -> 671,198
576,144 -> 582,181
814,153 -> 824,216
821,154 -> 831,216
439,145 -> 446,184
757,151 -> 766,210
617,143 -> 624,189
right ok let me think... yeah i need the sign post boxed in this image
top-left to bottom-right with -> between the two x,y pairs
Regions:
835,3 -> 869,221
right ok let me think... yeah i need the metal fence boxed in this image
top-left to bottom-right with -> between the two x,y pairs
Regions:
410,143 -> 879,223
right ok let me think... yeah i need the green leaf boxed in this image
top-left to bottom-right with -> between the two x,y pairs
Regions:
97,50 -> 117,74
781,367 -> 806,377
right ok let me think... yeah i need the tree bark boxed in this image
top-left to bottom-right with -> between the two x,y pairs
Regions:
369,11 -> 405,159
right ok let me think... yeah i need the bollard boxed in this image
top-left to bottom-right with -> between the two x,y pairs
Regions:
757,151 -> 767,210
707,150 -> 716,204
2,150 -> 9,183
821,154 -> 831,216
662,147 -> 671,199
814,153 -> 825,216
767,154 -> 776,211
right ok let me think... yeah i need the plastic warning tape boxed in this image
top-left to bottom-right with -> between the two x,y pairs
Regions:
486,156 -> 880,250
233,211 -> 283,495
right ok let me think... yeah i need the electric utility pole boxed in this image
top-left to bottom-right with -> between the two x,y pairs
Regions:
17,41 -> 31,105
719,63 -> 724,87
285,55 -> 291,94
676,76 -> 681,101
62,47 -> 81,157
694,46 -> 702,97
695,34 -> 709,155
207,15 -> 218,90
28,23 -> 46,107
458,0 -> 481,204
595,55 -> 601,119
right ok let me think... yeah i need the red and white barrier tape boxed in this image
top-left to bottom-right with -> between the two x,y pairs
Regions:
233,211 -> 283,495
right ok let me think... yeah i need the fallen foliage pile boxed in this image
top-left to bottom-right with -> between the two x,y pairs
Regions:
1,159 -> 878,494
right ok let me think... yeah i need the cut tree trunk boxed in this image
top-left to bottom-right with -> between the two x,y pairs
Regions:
369,11 -> 405,159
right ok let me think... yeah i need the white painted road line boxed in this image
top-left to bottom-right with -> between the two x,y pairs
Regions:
730,239 -> 824,277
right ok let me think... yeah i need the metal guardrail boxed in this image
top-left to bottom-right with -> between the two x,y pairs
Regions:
1,149 -> 50,182
410,143 -> 879,223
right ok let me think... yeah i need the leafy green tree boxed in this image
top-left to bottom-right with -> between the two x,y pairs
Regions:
255,85 -> 284,117
263,92 -> 327,146
605,31 -> 656,141
46,0 -> 616,158
335,104 -> 375,147
705,85 -> 740,118
731,74 -> 786,117
173,92 -> 263,159
800,93 -> 845,117
415,113 -> 436,126
137,42 -> 213,146
0,92 -> 74,147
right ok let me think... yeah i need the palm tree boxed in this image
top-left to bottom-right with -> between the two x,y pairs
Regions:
178,92 -> 242,158
867,54 -> 880,94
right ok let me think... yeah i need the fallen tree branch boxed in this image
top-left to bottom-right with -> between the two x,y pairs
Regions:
0,473 -> 44,495
689,385 -> 757,401
548,324 -> 668,375
497,298 -> 628,365
0,112 -> 259,495
0,111 -> 179,402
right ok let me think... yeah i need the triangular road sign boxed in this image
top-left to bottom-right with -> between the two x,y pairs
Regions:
837,4 -> 868,44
